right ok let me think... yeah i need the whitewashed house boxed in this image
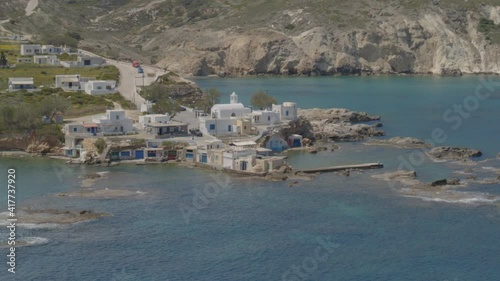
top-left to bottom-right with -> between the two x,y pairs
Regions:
55,75 -> 95,91
272,102 -> 298,121
55,75 -> 82,91
20,44 -> 41,55
33,55 -> 60,65
92,110 -> 134,135
211,92 -> 251,118
61,55 -> 106,68
8,77 -> 35,92
250,109 -> 281,126
200,93 -> 253,136
139,114 -> 171,129
16,57 -> 32,64
83,80 -> 117,95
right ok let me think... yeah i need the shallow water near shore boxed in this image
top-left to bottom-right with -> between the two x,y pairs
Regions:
1,76 -> 500,280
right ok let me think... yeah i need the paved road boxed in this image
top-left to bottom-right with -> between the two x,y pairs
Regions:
78,50 -> 166,109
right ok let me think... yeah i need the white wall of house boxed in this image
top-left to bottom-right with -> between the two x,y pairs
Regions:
8,78 -> 35,91
272,102 -> 298,121
55,75 -> 82,91
20,44 -> 41,55
83,80 -> 116,95
139,114 -> 171,128
33,55 -> 59,65
251,110 -> 281,125
200,118 -> 238,136
93,110 -> 134,134
17,57 -> 32,64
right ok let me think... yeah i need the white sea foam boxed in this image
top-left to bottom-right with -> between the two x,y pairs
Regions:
482,166 -> 500,173
404,193 -> 500,205
18,223 -> 61,229
96,171 -> 110,176
22,237 -> 49,246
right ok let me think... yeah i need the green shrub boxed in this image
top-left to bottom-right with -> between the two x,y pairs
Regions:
94,138 -> 107,154
285,23 -> 296,30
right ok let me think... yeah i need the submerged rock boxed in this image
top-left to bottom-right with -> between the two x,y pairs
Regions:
0,209 -> 111,224
428,146 -> 482,161
430,179 -> 448,187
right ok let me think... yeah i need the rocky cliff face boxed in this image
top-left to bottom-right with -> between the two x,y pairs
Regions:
155,8 -> 500,76
3,0 -> 500,76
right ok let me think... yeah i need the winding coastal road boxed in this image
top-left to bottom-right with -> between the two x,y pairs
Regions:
78,50 -> 166,108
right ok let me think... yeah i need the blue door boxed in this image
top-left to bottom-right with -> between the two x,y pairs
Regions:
186,153 -> 193,159
135,150 -> 144,159
293,139 -> 301,147
241,161 -> 247,171
201,154 -> 207,163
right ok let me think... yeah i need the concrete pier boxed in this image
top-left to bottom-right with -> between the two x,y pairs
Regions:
298,162 -> 383,174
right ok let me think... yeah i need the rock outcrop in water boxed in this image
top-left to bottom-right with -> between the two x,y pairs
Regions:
365,137 -> 432,149
428,146 -> 483,161
296,108 -> 384,142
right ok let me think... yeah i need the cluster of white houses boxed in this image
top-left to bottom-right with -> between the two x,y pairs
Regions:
63,93 -> 303,174
199,93 -> 298,137
17,44 -> 106,68
7,74 -> 117,94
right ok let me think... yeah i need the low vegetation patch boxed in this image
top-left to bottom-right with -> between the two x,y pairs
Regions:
105,93 -> 137,110
478,18 -> 500,44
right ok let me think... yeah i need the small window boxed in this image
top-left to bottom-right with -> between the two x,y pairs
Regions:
73,128 -> 77,132
231,113 -> 236,117
286,111 -> 289,116
116,115 -> 119,120
215,156 -> 219,160
228,125 -> 232,132
209,124 -> 215,130
268,116 -> 271,121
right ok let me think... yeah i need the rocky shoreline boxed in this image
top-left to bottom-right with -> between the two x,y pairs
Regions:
294,108 -> 385,142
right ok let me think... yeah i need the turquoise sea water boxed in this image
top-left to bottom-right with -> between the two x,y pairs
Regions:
1,76 -> 500,281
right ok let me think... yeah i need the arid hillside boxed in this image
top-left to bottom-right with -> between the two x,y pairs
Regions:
2,0 -> 500,76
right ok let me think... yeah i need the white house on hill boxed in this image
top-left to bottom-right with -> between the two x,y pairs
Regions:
83,80 -> 117,95
92,110 -> 134,135
8,77 -> 35,92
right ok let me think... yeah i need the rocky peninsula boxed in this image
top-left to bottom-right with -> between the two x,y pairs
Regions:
295,108 -> 384,142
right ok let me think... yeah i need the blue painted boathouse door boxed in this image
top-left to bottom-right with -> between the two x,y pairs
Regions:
135,150 -> 144,159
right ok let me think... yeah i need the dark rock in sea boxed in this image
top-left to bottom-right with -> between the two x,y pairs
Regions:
447,178 -> 461,185
83,173 -> 101,179
428,146 -> 482,161
374,122 -> 383,128
431,179 -> 448,187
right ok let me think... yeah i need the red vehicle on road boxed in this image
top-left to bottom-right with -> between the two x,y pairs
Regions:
132,60 -> 140,68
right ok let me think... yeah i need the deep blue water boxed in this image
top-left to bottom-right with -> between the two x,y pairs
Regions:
193,76 -> 500,157
1,76 -> 500,281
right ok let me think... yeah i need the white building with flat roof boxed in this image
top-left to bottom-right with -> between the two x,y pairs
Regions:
8,77 -> 35,92
272,102 -> 298,121
83,80 -> 117,95
139,114 -> 171,129
33,55 -> 60,65
92,110 -> 134,135
20,44 -> 41,55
